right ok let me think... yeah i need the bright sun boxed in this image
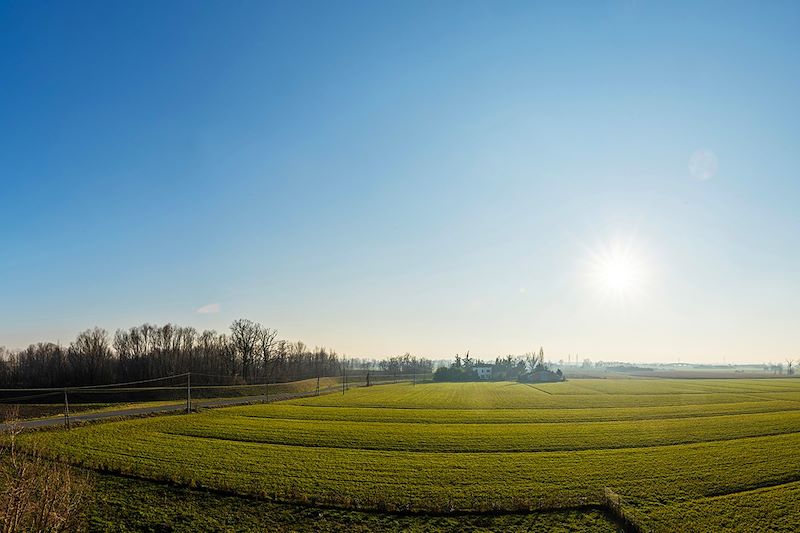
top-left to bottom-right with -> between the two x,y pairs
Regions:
588,242 -> 647,301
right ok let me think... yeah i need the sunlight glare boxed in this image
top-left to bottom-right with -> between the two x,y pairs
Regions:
587,241 -> 648,302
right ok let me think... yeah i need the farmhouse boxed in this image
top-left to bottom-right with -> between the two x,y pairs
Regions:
474,366 -> 492,380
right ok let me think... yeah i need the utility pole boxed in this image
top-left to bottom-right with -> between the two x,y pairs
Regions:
342,361 -> 346,395
63,388 -> 70,430
316,353 -> 321,396
264,362 -> 270,403
186,372 -> 191,414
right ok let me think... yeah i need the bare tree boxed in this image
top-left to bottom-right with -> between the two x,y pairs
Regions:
229,319 -> 260,379
0,320 -> 353,388
69,328 -> 112,385
258,327 -> 278,380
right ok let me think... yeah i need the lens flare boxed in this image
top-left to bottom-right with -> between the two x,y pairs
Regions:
689,149 -> 718,180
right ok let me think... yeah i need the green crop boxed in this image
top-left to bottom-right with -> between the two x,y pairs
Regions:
24,379 -> 800,531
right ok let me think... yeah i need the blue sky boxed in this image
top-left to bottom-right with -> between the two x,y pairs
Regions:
1,1 -> 798,363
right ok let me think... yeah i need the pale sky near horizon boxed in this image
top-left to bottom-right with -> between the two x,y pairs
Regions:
2,1 -> 798,364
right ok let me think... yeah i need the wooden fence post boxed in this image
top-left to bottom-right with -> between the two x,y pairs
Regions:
186,372 -> 191,414
63,388 -> 70,430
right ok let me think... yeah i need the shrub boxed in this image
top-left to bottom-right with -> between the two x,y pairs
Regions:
0,412 -> 90,532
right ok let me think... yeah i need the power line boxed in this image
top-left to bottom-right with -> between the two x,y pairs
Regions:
0,390 -> 62,403
69,373 -> 190,390
0,372 -> 189,393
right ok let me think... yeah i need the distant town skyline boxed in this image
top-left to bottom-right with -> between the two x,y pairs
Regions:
2,1 -> 799,363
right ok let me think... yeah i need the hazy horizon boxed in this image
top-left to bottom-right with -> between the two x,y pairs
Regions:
2,1 -> 799,364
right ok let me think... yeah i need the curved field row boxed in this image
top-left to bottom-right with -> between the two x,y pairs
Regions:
535,378 -> 800,396
153,410 -> 800,452
229,399 -> 800,424
91,474 -> 620,533
644,480 -> 800,532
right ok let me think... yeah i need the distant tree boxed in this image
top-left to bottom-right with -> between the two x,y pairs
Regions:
69,328 -> 113,385
230,319 -> 260,379
0,320 -> 424,389
258,326 -> 278,380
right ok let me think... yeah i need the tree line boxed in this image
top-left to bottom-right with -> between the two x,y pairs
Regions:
433,348 -> 564,382
348,353 -> 434,377
0,319 -> 357,388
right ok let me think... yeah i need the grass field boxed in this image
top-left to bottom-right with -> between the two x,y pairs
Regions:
25,379 -> 800,531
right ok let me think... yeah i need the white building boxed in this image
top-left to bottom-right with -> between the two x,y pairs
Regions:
474,366 -> 492,379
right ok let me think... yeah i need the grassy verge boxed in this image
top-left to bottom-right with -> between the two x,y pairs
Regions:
2,403 -> 116,420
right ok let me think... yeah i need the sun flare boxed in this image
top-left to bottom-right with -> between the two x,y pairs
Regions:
599,253 -> 641,292
587,241 -> 648,301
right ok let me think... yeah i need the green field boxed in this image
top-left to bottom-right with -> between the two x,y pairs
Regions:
26,379 -> 800,531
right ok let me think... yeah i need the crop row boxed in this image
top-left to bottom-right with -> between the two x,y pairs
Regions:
229,398 -> 800,424
643,480 -> 800,532
534,378 -> 800,396
147,410 -> 800,452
